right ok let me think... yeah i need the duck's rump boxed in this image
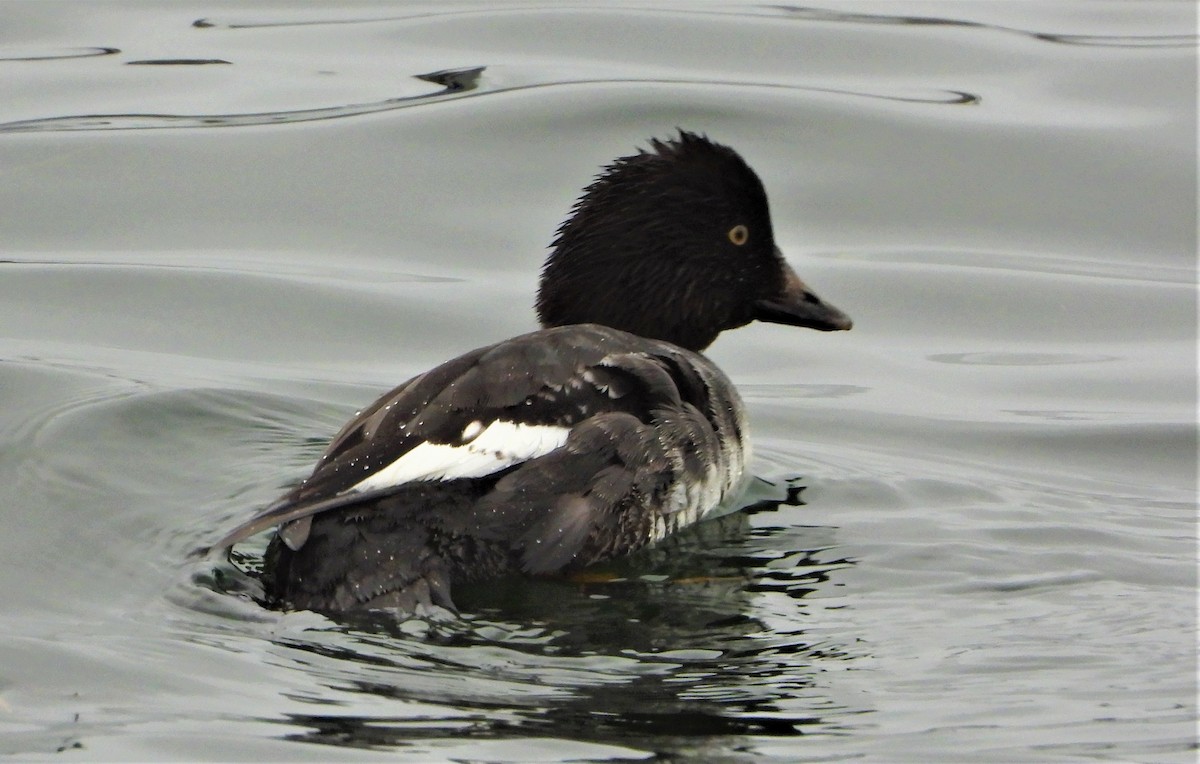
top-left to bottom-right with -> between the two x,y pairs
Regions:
263,449 -> 665,613
263,476 -> 504,613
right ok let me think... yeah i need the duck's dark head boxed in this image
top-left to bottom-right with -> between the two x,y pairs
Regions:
536,131 -> 852,352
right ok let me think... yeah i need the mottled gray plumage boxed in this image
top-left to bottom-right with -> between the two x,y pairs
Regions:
231,325 -> 746,612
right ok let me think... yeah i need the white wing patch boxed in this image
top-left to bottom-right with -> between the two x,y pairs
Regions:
350,421 -> 570,492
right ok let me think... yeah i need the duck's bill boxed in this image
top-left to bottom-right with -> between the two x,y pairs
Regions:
754,260 -> 853,332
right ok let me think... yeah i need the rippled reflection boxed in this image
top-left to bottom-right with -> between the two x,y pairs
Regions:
200,481 -> 866,751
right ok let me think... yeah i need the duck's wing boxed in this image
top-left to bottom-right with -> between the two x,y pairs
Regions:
453,409 -> 682,575
203,326 -> 700,554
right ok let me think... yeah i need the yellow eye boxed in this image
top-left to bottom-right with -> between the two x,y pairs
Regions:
728,224 -> 749,246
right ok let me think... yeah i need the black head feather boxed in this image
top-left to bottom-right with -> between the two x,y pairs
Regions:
537,131 -> 845,351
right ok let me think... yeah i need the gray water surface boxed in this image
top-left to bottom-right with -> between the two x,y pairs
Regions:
0,2 -> 1196,761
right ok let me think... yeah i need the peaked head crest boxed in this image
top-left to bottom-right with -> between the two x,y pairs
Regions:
536,131 -> 851,350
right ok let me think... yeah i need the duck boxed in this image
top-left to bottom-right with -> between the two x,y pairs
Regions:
206,131 -> 852,614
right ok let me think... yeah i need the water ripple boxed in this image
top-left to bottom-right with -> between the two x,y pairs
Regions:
0,65 -> 976,134
0,46 -> 119,62
125,58 -> 231,66
0,66 -> 481,133
928,352 -> 1118,367
190,7 -> 1200,49
178,474 -> 869,748
772,5 -> 1199,49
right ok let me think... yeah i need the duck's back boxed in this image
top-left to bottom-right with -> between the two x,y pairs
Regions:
249,324 -> 748,612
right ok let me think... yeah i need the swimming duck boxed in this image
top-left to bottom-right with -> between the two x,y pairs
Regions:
208,131 -> 852,613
